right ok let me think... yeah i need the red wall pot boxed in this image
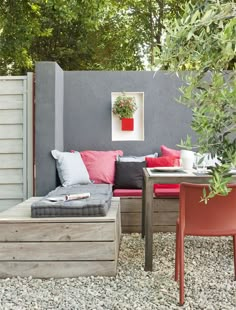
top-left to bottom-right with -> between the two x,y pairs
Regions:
121,118 -> 134,131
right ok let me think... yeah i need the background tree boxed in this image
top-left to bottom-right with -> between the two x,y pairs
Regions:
0,0 -> 188,74
156,0 -> 236,201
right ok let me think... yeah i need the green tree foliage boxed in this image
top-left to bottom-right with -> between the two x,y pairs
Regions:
157,0 -> 236,201
0,0 -> 187,74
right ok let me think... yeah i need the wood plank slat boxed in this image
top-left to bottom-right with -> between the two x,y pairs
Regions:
0,110 -> 23,124
0,140 -> 23,153
120,197 -> 179,213
0,100 -> 23,110
0,184 -> 23,199
0,261 -> 116,278
121,212 -> 178,226
0,242 -> 115,261
0,222 -> 115,242
0,80 -> 24,95
0,169 -> 23,184
0,154 -> 23,168
0,125 -> 23,139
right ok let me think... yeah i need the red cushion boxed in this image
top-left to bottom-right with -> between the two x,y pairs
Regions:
146,156 -> 180,191
154,184 -> 179,189
154,187 -> 180,197
160,145 -> 181,158
145,156 -> 180,167
113,189 -> 142,197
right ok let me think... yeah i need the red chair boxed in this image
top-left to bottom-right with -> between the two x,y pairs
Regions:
175,183 -> 236,306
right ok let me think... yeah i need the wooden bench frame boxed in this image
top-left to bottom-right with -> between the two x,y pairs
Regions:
119,196 -> 179,233
0,197 -> 121,278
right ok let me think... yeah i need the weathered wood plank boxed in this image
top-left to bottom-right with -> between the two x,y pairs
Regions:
0,154 -> 23,168
0,184 -> 23,199
0,222 -> 115,241
0,110 -> 23,124
0,169 -> 23,184
120,197 -> 179,213
121,212 -> 178,226
0,261 -> 117,278
0,241 -> 115,261
0,125 -> 23,139
0,80 -> 24,95
0,100 -> 23,110
0,139 -> 23,153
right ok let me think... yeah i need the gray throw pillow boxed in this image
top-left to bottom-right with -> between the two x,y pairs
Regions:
51,150 -> 91,186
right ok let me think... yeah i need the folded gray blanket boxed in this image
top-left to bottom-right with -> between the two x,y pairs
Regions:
31,184 -> 113,217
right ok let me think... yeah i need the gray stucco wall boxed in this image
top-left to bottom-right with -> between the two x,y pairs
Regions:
35,62 -> 194,195
64,71 -> 192,154
35,62 -> 64,195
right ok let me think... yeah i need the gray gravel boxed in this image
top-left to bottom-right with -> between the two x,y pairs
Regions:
0,233 -> 236,309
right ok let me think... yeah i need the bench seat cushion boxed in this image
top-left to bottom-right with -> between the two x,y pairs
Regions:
113,189 -> 142,197
154,186 -> 180,197
31,184 -> 113,217
113,187 -> 180,198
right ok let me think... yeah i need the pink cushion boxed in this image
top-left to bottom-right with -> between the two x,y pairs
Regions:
160,145 -> 181,158
154,187 -> 180,197
80,150 -> 123,184
113,189 -> 142,197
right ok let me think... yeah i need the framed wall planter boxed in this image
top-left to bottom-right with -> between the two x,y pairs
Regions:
111,92 -> 144,141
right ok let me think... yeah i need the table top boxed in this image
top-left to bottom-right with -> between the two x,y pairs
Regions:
144,168 -> 236,184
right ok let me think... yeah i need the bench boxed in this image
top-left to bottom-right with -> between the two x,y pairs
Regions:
113,189 -> 179,233
0,197 -> 121,278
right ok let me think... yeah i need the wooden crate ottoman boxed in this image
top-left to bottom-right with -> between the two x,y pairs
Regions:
0,197 -> 121,278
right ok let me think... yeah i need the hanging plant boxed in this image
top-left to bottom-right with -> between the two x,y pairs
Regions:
112,94 -> 137,119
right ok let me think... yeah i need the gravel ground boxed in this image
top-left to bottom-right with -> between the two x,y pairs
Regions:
0,233 -> 236,310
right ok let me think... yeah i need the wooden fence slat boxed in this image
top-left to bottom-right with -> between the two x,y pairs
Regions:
0,110 -> 23,124
0,125 -> 23,139
0,140 -> 23,153
0,154 -> 23,168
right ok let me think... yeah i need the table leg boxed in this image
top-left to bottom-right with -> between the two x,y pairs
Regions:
141,174 -> 146,239
145,178 -> 153,271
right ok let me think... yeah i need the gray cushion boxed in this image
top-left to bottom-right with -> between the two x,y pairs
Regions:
31,184 -> 112,217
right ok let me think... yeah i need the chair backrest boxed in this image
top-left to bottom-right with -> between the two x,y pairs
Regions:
180,183 -> 236,236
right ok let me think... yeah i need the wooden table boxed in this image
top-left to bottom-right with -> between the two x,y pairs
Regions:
142,168 -> 236,271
